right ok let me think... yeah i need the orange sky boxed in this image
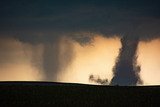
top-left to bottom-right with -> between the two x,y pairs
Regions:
0,38 -> 43,81
138,39 -> 160,85
0,36 -> 160,85
58,35 -> 121,84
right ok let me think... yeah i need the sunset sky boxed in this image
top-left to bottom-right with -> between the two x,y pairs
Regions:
0,0 -> 160,85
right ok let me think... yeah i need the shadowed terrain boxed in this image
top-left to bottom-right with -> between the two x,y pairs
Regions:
0,82 -> 159,106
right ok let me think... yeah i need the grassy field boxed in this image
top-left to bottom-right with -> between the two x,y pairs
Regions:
0,82 -> 159,106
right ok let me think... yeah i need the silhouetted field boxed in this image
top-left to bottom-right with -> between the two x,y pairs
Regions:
0,82 -> 159,106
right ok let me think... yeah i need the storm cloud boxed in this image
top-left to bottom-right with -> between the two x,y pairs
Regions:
0,0 -> 160,37
110,36 -> 143,85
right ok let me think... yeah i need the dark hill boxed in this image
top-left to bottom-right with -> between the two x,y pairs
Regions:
0,82 -> 159,106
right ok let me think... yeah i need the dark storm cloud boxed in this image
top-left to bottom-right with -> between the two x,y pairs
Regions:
110,36 -> 143,86
0,0 -> 160,38
42,41 -> 60,81
89,74 -> 108,85
41,37 -> 74,81
71,32 -> 94,46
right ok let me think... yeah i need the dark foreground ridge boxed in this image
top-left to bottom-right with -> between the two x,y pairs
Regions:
0,81 -> 159,106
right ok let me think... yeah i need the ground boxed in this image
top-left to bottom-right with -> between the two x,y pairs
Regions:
0,82 -> 159,106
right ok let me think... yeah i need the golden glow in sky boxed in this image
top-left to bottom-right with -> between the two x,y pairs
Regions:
0,38 -> 43,81
58,35 -> 121,84
138,39 -> 160,85
0,36 -> 160,85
